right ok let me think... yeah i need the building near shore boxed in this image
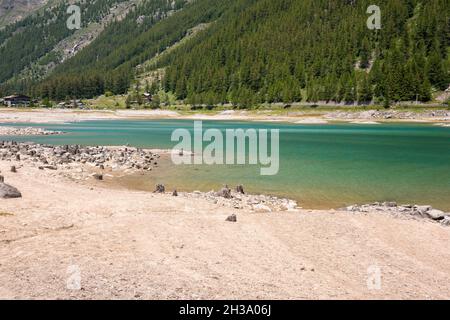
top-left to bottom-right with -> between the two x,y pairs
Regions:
1,94 -> 31,107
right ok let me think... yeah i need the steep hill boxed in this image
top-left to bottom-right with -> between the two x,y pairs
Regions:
156,0 -> 450,105
0,0 -> 141,91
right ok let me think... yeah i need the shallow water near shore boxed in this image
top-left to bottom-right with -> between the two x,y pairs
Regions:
2,120 -> 450,210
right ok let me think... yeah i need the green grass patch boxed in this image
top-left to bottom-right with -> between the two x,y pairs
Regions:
85,95 -> 127,110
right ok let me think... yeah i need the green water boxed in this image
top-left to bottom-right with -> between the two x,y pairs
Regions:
2,120 -> 450,210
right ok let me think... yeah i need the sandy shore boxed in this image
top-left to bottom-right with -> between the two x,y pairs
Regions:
0,110 -> 449,299
1,108 -> 450,124
0,160 -> 449,299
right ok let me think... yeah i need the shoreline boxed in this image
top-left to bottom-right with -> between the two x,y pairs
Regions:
0,107 -> 449,125
0,158 -> 449,299
1,140 -> 448,220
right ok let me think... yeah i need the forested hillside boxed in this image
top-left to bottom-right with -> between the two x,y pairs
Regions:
0,0 -> 137,94
1,0 -> 449,106
0,0 -> 48,27
20,0 -> 230,99
157,0 -> 450,106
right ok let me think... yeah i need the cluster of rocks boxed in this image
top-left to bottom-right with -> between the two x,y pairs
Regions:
0,126 -> 63,136
176,185 -> 298,212
345,202 -> 450,227
0,141 -> 160,172
326,110 -> 450,121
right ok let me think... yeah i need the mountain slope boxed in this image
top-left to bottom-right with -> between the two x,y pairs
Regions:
0,0 -> 139,90
156,0 -> 449,105
30,0 -> 231,98
0,0 -> 49,27
1,0 -> 449,106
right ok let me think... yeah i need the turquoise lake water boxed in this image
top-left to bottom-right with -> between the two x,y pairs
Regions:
2,120 -> 450,210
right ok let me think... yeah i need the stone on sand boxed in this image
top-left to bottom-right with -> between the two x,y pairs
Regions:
0,183 -> 22,199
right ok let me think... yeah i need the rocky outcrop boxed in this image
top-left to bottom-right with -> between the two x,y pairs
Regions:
0,182 -> 21,198
344,202 -> 450,227
226,214 -> 237,222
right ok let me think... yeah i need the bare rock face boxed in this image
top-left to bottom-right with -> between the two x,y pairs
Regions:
0,182 -> 21,198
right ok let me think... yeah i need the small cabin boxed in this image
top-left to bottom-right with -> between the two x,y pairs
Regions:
2,94 -> 31,107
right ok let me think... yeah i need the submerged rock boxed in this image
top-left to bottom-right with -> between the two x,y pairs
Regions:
0,183 -> 22,199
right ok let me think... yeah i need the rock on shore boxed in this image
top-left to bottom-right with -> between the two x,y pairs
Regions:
326,110 -> 450,121
0,182 -> 22,198
344,202 -> 450,227
0,141 -> 160,173
0,126 -> 63,136
181,188 -> 298,212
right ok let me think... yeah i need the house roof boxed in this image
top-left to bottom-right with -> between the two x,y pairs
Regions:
3,94 -> 30,100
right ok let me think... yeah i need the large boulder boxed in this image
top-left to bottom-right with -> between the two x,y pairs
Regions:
0,183 -> 22,199
426,209 -> 446,220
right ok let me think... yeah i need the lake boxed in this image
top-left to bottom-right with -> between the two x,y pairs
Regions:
2,120 -> 450,210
